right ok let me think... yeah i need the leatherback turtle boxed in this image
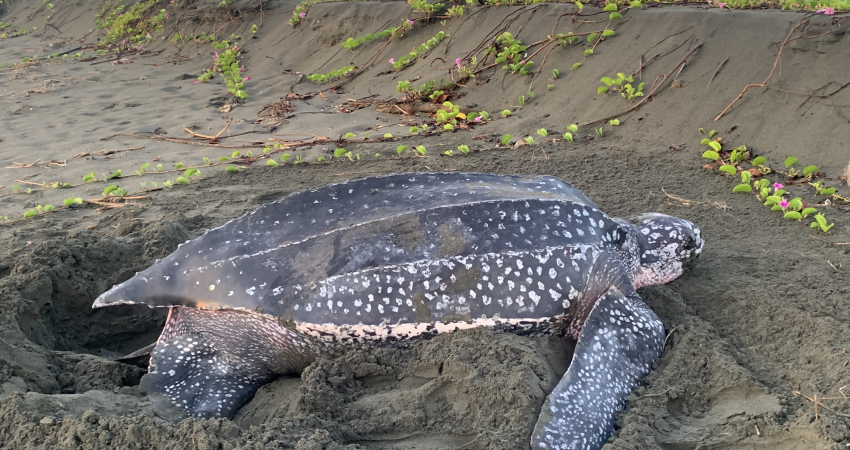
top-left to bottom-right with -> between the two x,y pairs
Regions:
93,172 -> 702,450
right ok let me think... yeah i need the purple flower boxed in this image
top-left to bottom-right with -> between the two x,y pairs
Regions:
455,58 -> 462,68
244,76 -> 251,81
300,12 -> 306,18
407,19 -> 414,25
780,199 -> 789,209
816,7 -> 835,14
193,80 -> 199,84
773,182 -> 783,190
166,13 -> 170,18
389,58 -> 395,64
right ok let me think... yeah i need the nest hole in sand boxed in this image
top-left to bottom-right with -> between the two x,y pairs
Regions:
10,221 -> 199,360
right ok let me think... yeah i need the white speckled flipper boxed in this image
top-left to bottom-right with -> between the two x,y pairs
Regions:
140,308 -> 318,420
530,287 -> 663,450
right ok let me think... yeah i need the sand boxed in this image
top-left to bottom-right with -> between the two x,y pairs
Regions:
1,0 -> 850,448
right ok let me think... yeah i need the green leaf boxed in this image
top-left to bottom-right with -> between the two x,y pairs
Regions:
415,145 -> 427,155
584,49 -> 593,57
803,165 -> 818,176
783,211 -> 802,220
219,156 -> 230,162
752,156 -> 766,166
280,153 -> 291,163
604,3 -> 617,11
175,162 -> 184,169
820,187 -> 836,196
701,150 -> 719,161
397,145 -> 408,155
501,110 -> 511,117
23,209 -> 37,218
802,207 -> 818,217
609,12 -> 622,20
501,134 -> 512,146
718,165 -> 736,175
587,33 -> 598,43
600,77 -> 614,86
537,128 -> 548,137
184,168 -> 200,178
630,0 -> 642,6
571,62 -> 581,70
567,124 -> 578,133
267,159 -> 278,166
788,198 -> 803,211
732,184 -> 752,193
563,132 -> 573,142
784,156 -> 798,168
609,119 -> 619,126
43,205 -> 54,212
64,198 -> 75,206
602,30 -> 615,37
708,141 -> 721,152
598,86 -> 609,95
103,185 -> 118,196
176,176 -> 190,185
225,165 -> 239,172
740,171 -> 751,183
344,132 -> 355,138
334,148 -> 347,157
700,138 -> 711,145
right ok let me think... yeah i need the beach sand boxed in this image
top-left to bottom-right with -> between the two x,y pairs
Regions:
1,0 -> 849,448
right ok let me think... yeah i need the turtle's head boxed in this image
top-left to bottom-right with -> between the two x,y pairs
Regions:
629,213 -> 703,288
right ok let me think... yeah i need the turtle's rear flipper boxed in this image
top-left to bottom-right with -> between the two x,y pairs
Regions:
531,287 -> 663,450
114,342 -> 157,367
140,333 -> 273,421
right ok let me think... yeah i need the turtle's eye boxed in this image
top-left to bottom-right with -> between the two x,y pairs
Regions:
682,234 -> 696,250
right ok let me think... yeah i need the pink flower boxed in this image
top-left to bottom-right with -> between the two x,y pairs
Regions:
122,39 -> 127,45
816,7 -> 835,14
773,182 -> 783,190
389,58 -> 395,64
244,76 -> 251,81
780,199 -> 789,209
455,58 -> 462,68
407,19 -> 414,25
300,12 -> 306,18
474,116 -> 482,122
193,80 -> 199,84
165,13 -> 170,18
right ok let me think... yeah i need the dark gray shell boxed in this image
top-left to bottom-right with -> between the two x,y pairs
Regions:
94,172 -> 625,325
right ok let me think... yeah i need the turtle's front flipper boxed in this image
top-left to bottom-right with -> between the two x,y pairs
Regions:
531,287 -> 663,450
140,308 -> 317,421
